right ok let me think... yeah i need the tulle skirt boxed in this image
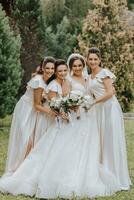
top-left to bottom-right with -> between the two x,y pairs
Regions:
0,107 -> 122,198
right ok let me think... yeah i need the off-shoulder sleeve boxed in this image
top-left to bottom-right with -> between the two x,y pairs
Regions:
27,75 -> 46,89
46,80 -> 62,95
96,69 -> 116,83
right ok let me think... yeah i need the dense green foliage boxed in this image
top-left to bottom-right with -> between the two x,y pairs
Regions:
40,0 -> 92,59
78,0 -> 134,111
0,4 -> 21,117
128,0 -> 134,9
0,0 -> 133,111
11,0 -> 92,95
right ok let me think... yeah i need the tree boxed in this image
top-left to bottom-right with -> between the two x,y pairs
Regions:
41,0 -> 92,32
78,0 -> 134,111
12,0 -> 43,96
128,0 -> 134,10
11,0 -> 93,96
40,0 -> 92,60
41,0 -> 66,29
42,16 -> 77,59
0,4 -> 21,117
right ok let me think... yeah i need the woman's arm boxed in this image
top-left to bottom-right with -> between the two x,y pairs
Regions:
95,77 -> 114,104
34,88 -> 57,117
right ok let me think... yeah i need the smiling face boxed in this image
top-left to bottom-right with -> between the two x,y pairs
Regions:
87,53 -> 101,71
43,62 -> 55,79
55,64 -> 68,81
71,59 -> 84,77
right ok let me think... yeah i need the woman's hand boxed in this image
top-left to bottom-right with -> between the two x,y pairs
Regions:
44,107 -> 58,118
60,111 -> 69,121
70,105 -> 79,112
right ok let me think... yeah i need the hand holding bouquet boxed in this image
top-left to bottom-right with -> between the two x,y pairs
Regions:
82,95 -> 96,111
67,90 -> 83,119
49,96 -> 69,127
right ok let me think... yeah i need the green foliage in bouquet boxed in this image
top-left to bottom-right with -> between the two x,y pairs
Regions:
0,5 -> 21,117
78,0 -> 134,111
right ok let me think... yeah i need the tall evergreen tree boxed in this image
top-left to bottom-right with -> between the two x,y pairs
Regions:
0,4 -> 21,117
42,16 -> 77,59
41,0 -> 66,29
41,0 -> 92,32
78,0 -> 134,111
40,0 -> 92,60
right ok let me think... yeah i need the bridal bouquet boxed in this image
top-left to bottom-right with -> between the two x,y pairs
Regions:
49,96 -> 71,127
67,90 -> 83,106
66,90 -> 83,119
49,92 -> 95,126
82,95 -> 96,111
49,96 -> 63,113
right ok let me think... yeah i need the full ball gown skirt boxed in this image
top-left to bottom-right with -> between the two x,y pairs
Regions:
0,79 -> 121,198
88,69 -> 131,190
5,75 -> 48,174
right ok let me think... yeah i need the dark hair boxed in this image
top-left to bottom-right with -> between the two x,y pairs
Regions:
68,56 -> 85,70
32,56 -> 56,77
88,47 -> 101,59
47,59 -> 68,84
55,59 -> 68,70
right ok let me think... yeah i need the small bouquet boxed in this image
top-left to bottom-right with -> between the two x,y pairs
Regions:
49,96 -> 63,113
67,90 -> 83,119
49,96 -> 70,127
82,95 -> 95,111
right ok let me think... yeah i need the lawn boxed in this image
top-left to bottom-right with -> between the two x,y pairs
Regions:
0,120 -> 133,200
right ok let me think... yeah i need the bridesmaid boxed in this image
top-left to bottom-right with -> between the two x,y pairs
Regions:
5,57 -> 57,175
0,58 -> 124,198
87,47 -> 131,190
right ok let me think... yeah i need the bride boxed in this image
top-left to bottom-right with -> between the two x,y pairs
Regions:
0,57 -> 121,198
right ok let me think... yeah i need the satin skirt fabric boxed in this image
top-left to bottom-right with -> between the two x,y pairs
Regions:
5,95 -> 48,174
95,96 -> 131,189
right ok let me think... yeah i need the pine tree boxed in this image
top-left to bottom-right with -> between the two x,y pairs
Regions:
40,0 -> 92,60
0,4 -> 21,117
42,16 -> 77,59
41,0 -> 66,29
78,0 -> 134,111
41,0 -> 92,32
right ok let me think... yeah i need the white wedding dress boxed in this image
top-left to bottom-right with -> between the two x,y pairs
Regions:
0,78 -> 121,198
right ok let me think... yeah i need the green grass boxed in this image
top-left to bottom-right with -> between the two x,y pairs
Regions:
0,120 -> 134,200
0,115 -> 12,127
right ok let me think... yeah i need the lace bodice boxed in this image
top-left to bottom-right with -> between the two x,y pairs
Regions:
69,77 -> 88,96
